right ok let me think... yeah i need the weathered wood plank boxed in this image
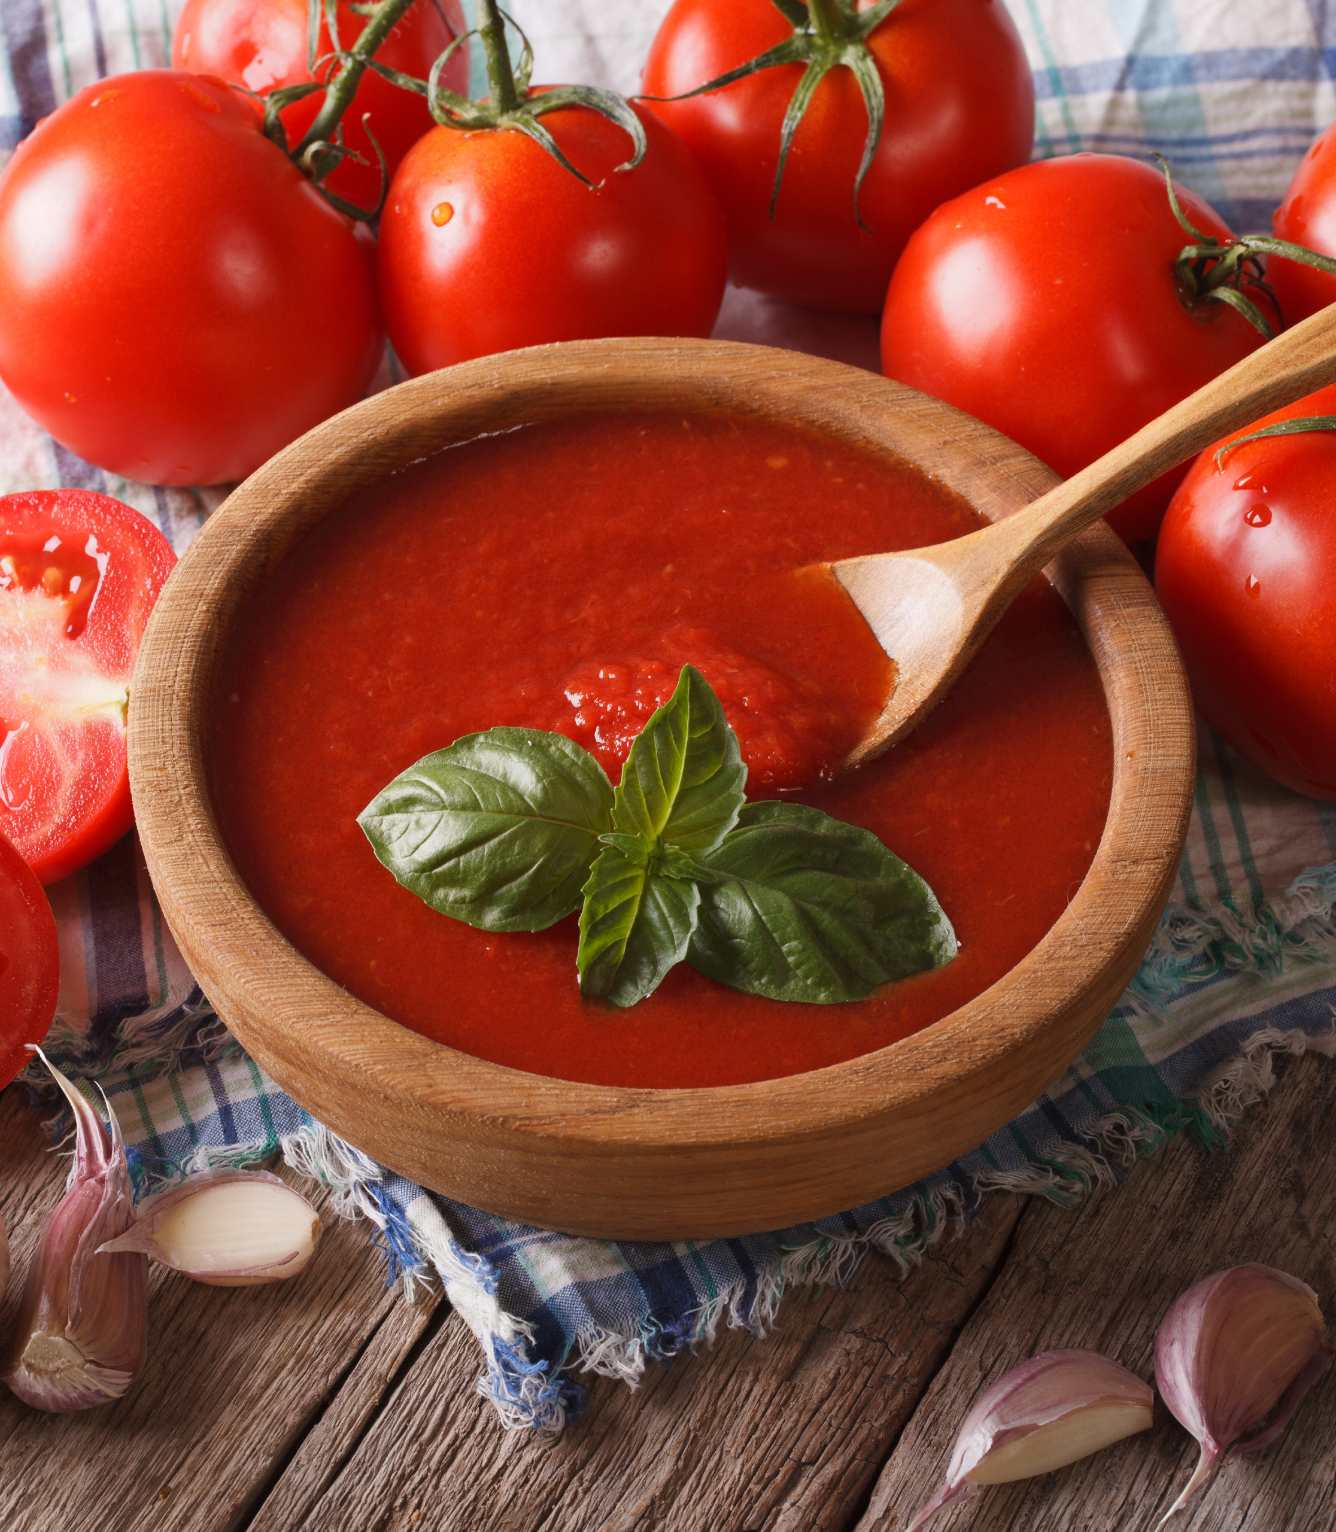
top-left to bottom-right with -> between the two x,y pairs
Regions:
0,1089 -> 438,1532
251,1200 -> 1020,1532
856,1054 -> 1336,1532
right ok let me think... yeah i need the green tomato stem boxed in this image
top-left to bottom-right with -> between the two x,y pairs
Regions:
293,0 -> 418,165
475,0 -> 523,116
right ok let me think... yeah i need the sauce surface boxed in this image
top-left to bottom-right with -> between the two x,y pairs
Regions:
211,411 -> 1112,1088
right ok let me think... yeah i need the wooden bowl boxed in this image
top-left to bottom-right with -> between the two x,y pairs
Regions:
129,338 -> 1194,1240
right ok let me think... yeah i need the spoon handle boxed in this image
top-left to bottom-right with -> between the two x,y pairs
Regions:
996,298 -> 1336,573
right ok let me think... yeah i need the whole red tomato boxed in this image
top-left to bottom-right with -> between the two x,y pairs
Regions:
173,0 -> 466,212
0,70 -> 383,486
1,490 -> 176,882
1270,123 -> 1336,323
378,104 -> 727,373
1156,386 -> 1336,799
0,831 -> 58,1088
881,154 -> 1268,544
641,0 -> 1034,314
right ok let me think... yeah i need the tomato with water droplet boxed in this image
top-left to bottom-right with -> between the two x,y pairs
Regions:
1,490 -> 176,881
1156,384 -> 1336,798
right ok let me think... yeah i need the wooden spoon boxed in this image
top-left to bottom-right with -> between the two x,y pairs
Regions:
835,300 -> 1336,767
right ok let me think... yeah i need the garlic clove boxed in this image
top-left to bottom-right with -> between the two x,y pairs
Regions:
1153,1263 -> 1332,1526
2,1049 -> 146,1413
99,1169 -> 320,1286
906,1349 -> 1153,1530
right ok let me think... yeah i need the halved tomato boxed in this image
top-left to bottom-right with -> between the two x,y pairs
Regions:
0,829 -> 57,1087
0,490 -> 176,882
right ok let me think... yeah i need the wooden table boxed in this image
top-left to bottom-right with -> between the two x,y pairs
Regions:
2,1053 -> 1332,1531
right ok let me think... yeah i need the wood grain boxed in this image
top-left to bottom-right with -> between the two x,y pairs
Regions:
127,337 -> 1195,1239
857,1053 -> 1336,1532
0,1089 -> 437,1532
2,1055 -> 1330,1530
249,1202 -> 1021,1532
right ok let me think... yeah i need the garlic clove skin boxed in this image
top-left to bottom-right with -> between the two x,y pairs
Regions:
99,1169 -> 320,1286
905,1349 -> 1153,1529
2,1050 -> 146,1413
1153,1263 -> 1332,1526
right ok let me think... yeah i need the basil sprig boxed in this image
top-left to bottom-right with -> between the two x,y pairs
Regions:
359,666 -> 956,1009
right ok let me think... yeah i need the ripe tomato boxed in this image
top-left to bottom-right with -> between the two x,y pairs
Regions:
1,490 -> 176,882
0,70 -> 383,487
1270,124 -> 1336,324
173,0 -> 467,213
881,154 -> 1268,545
1156,386 -> 1336,799
641,0 -> 1034,314
378,104 -> 727,373
0,831 -> 58,1088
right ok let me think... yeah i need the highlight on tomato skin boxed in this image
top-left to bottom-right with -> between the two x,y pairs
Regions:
0,829 -> 58,1089
880,153 -> 1268,546
641,0 -> 1035,314
0,490 -> 177,884
0,69 -> 384,487
377,100 -> 729,374
1270,124 -> 1336,324
1155,386 -> 1336,801
171,0 -> 468,213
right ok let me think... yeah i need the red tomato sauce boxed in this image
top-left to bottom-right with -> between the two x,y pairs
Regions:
210,411 -> 1112,1088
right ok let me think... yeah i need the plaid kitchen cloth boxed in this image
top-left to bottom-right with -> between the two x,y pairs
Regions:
4,0 -> 1336,1431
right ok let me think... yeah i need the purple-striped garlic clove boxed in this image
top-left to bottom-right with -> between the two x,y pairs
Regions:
1154,1264 -> 1332,1527
2,1048 -> 147,1412
906,1349 -> 1154,1530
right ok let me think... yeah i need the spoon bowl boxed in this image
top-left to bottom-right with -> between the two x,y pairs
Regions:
838,300 -> 1336,763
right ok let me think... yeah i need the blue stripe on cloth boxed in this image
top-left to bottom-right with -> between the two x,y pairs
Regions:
1035,47 -> 1336,98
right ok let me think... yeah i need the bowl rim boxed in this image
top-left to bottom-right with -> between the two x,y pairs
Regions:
129,337 -> 1194,1190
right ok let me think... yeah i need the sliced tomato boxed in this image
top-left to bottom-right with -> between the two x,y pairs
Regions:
0,829 -> 58,1087
0,491 -> 176,882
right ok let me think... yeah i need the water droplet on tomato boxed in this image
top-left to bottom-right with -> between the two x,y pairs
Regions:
63,391 -> 77,405
1232,471 -> 1253,488
1244,504 -> 1272,527
431,201 -> 455,227
1245,573 -> 1262,597
984,194 -> 1007,210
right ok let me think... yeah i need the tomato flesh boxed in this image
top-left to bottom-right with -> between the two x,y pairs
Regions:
0,830 -> 58,1088
0,491 -> 176,882
549,624 -> 858,791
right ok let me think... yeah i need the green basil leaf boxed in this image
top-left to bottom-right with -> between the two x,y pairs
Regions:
358,728 -> 613,932
612,664 -> 746,852
577,839 -> 701,1008
687,801 -> 957,1003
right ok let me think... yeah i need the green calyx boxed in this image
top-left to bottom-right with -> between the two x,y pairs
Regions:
1157,155 -> 1336,339
256,0 -> 646,220
407,0 -> 647,187
647,0 -> 906,225
256,0 -> 417,220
